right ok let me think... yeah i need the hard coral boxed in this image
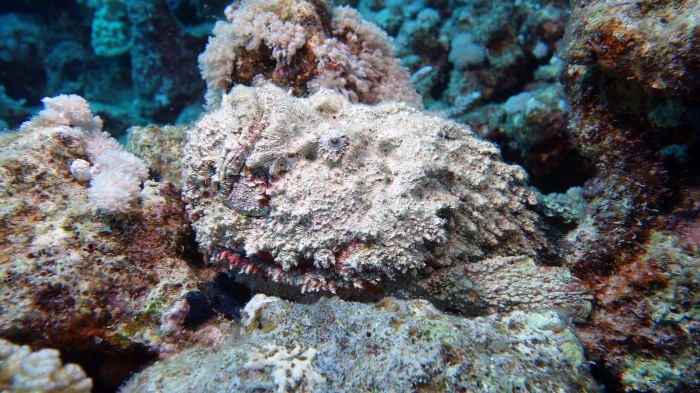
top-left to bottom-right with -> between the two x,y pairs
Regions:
183,84 -> 592,318
199,0 -> 422,108
0,338 -> 92,393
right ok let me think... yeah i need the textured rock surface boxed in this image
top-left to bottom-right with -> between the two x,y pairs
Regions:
121,295 -> 599,392
560,0 -> 700,277
558,1 -> 700,391
183,83 -> 592,318
126,124 -> 188,187
0,114 -> 201,355
576,190 -> 700,393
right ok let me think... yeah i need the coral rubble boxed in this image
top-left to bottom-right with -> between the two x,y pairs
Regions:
121,295 -> 599,392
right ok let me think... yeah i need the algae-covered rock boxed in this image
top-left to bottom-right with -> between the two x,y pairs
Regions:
126,124 -> 188,187
121,295 -> 600,392
0,99 -> 201,355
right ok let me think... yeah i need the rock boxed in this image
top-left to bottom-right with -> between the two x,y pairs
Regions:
121,295 -> 600,392
126,124 -> 188,187
0,106 -> 201,356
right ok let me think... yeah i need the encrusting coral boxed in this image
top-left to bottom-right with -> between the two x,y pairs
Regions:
121,295 -> 599,392
198,0 -> 422,108
182,83 -> 592,319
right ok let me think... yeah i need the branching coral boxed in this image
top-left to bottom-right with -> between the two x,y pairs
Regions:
244,344 -> 325,393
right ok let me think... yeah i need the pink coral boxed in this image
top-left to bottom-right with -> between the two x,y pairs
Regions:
198,0 -> 422,108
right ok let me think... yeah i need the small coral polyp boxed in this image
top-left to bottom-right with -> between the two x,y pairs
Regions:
183,84 -> 549,296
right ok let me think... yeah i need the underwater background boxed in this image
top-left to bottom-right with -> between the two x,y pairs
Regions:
0,0 -> 699,391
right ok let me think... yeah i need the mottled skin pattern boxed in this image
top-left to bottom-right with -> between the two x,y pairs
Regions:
183,84 -> 592,320
218,102 -> 270,216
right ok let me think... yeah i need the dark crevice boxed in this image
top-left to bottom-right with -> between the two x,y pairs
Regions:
61,346 -> 156,393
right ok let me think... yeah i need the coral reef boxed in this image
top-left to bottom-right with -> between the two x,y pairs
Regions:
561,0 -> 700,277
0,338 -> 92,393
567,183 -> 700,392
198,0 -> 422,108
0,86 -> 26,131
558,0 -> 700,390
121,295 -> 599,392
358,0 -> 570,110
456,78 -> 593,192
1,0 -> 700,391
353,0 -> 590,190
0,98 -> 204,364
183,83 -> 592,318
0,0 -> 227,133
121,0 -> 207,118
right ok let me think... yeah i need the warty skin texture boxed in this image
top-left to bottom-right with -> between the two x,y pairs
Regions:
183,84 -> 591,318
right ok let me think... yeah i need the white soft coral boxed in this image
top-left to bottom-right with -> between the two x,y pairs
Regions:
94,150 -> 149,182
88,170 -> 142,214
23,94 -> 103,132
28,94 -> 148,214
0,338 -> 92,393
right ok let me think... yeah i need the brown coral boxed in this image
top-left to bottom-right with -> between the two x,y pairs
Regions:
198,0 -> 422,108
